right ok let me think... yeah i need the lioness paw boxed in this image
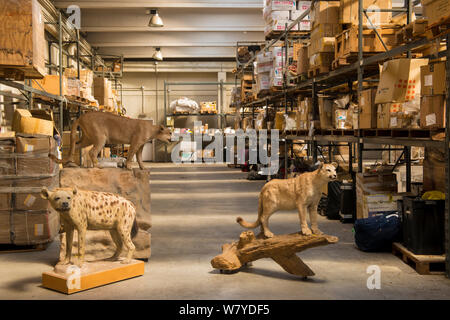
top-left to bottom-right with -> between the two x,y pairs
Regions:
301,228 -> 312,236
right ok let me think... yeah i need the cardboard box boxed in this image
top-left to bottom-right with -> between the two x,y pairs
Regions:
421,62 -> 446,96
265,0 -> 296,11
32,75 -> 68,96
310,1 -> 340,27
12,109 -> 54,136
94,77 -> 112,105
423,147 -> 445,192
340,0 -> 393,27
15,135 -> 57,175
420,95 -> 446,129
0,0 -> 46,79
356,172 -> 398,219
0,210 -> 59,245
375,58 -> 428,104
422,0 -> 450,26
376,104 -> 390,128
358,88 -> 377,128
310,24 -> 341,53
297,43 -> 310,75
318,97 -> 333,129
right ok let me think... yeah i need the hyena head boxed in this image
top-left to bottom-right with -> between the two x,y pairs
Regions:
41,187 -> 77,212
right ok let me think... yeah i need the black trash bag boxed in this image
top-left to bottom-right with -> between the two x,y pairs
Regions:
326,181 -> 342,220
354,213 -> 402,252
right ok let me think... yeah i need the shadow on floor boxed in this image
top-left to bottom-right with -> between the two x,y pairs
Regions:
2,276 -> 42,292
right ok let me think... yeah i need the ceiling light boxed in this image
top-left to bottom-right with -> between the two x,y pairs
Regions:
152,47 -> 163,61
148,9 -> 163,27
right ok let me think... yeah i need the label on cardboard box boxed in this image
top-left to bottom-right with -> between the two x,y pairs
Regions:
23,144 -> 34,153
390,117 -> 398,127
424,74 -> 433,87
24,194 -> 36,208
34,224 -> 44,237
426,113 -> 437,126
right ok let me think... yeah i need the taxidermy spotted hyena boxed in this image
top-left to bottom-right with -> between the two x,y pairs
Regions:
41,187 -> 138,266
237,162 -> 338,238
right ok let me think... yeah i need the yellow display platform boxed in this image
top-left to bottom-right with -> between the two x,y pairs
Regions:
42,259 -> 145,294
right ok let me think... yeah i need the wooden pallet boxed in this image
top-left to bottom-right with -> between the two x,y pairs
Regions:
200,110 -> 217,115
265,30 -> 309,40
0,65 -> 45,81
357,128 -> 444,138
0,243 -> 49,254
308,65 -> 330,78
392,242 -> 446,275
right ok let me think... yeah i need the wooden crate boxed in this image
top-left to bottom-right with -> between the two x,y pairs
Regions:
0,0 -> 46,80
334,26 -> 398,60
241,74 -> 254,102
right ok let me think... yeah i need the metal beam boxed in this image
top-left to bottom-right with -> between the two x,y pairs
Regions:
82,26 -> 264,32
53,1 -> 263,9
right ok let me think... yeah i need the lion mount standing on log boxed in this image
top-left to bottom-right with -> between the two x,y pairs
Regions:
50,111 -> 171,169
237,162 -> 338,238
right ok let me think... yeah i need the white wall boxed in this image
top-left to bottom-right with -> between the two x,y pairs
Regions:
122,71 -> 236,124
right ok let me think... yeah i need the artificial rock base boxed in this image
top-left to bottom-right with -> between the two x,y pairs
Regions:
58,168 -> 152,260
211,231 -> 338,277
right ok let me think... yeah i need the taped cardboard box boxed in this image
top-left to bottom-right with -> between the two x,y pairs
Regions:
318,96 -> 334,129
420,95 -> 446,129
0,210 -> 59,245
356,172 -> 398,219
15,135 -> 58,175
423,147 -> 445,193
12,109 -> 54,136
340,0 -> 393,27
421,62 -> 446,96
358,88 -> 377,128
310,1 -> 340,27
376,104 -> 390,128
375,58 -> 428,104
296,43 -> 310,75
0,137 -> 15,175
32,75 -> 68,96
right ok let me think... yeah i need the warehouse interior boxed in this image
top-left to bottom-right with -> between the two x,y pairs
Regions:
1,0 -> 450,300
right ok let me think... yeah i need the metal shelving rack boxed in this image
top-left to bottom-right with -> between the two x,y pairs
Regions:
0,0 -> 123,135
234,0 -> 450,277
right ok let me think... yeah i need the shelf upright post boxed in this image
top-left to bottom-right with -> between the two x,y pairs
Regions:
357,0 -> 364,173
445,35 -> 450,278
406,0 -> 412,58
284,26 -> 289,178
404,146 -> 411,192
58,11 -> 64,136
311,81 -> 318,163
164,80 -> 168,162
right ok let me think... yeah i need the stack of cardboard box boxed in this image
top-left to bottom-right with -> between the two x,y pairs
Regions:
374,58 -> 428,129
420,62 -> 446,129
263,0 -> 311,37
297,97 -> 312,130
0,133 -> 60,245
308,1 -> 341,74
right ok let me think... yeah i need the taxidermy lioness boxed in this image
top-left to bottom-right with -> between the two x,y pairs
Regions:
237,162 -> 338,238
50,111 -> 172,169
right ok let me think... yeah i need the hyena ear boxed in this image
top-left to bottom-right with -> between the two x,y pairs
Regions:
72,187 -> 78,195
331,162 -> 338,169
317,162 -> 324,171
159,124 -> 165,132
41,187 -> 50,200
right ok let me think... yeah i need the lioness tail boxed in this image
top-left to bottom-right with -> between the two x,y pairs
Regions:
236,196 -> 263,229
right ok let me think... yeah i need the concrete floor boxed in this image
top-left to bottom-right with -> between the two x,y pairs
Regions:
0,163 -> 449,299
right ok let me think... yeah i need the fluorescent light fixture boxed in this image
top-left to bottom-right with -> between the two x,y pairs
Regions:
148,9 -> 163,27
152,47 -> 163,61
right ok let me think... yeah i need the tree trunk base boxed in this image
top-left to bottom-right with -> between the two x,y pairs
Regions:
211,231 -> 338,277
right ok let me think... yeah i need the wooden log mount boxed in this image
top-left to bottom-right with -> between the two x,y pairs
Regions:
211,231 -> 339,277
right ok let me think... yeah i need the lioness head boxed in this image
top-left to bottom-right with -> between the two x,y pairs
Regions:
317,162 -> 338,181
156,125 -> 172,144
41,187 -> 77,212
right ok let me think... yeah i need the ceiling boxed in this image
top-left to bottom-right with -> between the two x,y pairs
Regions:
53,0 -> 266,61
